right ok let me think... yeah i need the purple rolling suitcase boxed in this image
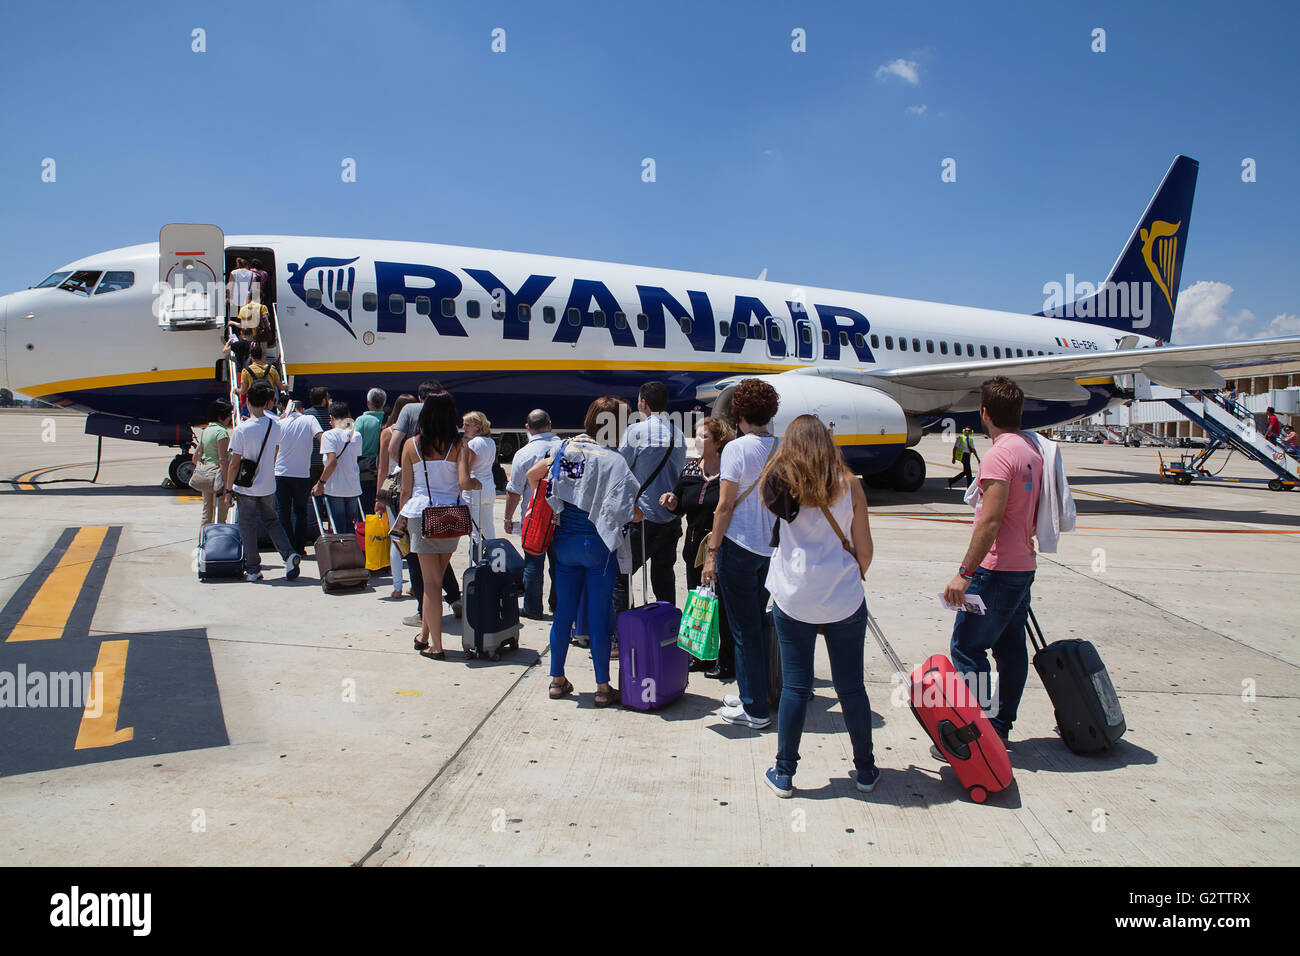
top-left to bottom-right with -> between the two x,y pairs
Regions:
617,536 -> 689,710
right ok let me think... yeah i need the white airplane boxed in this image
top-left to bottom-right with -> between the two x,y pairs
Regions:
3,154 -> 1298,490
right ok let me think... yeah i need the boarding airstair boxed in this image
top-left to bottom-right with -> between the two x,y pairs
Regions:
1162,390 -> 1299,491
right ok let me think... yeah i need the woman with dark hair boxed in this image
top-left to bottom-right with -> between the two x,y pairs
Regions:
398,391 -> 478,659
192,398 -> 233,531
526,396 -> 641,706
702,377 -> 781,730
313,401 -> 363,533
759,415 -> 878,799
661,415 -> 735,678
377,393 -> 416,599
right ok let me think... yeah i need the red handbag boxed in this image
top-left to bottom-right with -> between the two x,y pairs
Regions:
520,475 -> 556,556
419,455 -> 472,538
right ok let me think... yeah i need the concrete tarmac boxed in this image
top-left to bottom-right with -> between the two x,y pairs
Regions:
0,412 -> 1296,866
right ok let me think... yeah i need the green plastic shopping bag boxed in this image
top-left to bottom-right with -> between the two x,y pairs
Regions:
677,585 -> 720,660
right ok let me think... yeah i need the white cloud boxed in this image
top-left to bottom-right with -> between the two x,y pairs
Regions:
1172,280 -> 1298,344
876,58 -> 920,85
905,104 -> 927,115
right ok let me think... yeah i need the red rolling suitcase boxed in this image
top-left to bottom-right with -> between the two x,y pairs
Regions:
867,614 -> 1012,803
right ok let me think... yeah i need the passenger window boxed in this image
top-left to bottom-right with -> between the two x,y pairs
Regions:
679,316 -> 693,335
307,289 -> 323,308
334,290 -> 351,309
94,271 -> 134,294
389,294 -> 405,314
615,311 -> 627,330
854,332 -> 865,348
993,346 -> 1001,358
637,313 -> 649,331
719,321 -> 730,337
59,270 -> 101,296
912,338 -> 921,352
800,326 -> 813,345
870,334 -> 879,349
966,344 -> 974,357
441,298 -> 456,318
467,300 -> 481,319
593,310 -> 606,328
1016,348 -> 1024,357
885,335 -> 894,349
737,322 -> 748,340
821,329 -> 831,345
899,337 -> 907,352
414,295 -> 430,315
939,341 -> 948,355
543,306 -> 556,324
839,331 -> 849,346
567,307 -> 581,326
519,303 -> 531,322
980,345 -> 988,358
753,323 -> 764,341
771,325 -> 782,342
926,340 -> 934,354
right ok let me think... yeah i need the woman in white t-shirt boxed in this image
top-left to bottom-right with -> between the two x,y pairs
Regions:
313,401 -> 364,534
461,411 -> 497,543
759,414 -> 877,800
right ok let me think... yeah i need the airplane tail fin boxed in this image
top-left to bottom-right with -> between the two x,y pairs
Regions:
1038,155 -> 1198,342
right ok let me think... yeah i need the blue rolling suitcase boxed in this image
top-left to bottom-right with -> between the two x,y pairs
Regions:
197,523 -> 244,580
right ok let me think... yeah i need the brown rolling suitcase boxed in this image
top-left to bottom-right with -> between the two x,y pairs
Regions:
311,497 -> 369,591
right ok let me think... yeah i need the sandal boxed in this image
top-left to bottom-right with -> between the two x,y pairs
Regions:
549,678 -> 574,700
419,648 -> 446,661
414,638 -> 429,651
594,685 -> 620,708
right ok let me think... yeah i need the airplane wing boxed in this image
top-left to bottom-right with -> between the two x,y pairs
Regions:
783,336 -> 1300,410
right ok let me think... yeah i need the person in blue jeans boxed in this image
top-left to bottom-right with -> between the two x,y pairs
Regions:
761,415 -> 878,798
702,378 -> 782,730
942,377 -> 1043,752
528,397 -> 640,707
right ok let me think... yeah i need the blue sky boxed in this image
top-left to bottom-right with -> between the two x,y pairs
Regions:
1,0 -> 1296,344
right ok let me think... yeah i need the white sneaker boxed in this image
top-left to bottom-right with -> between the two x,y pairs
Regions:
722,693 -> 742,708
719,703 -> 770,730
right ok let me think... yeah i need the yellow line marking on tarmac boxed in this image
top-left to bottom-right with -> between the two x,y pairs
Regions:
11,456 -> 165,491
5,527 -> 108,642
74,639 -> 134,749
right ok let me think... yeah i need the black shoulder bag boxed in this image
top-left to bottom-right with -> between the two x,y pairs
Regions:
234,418 -> 273,488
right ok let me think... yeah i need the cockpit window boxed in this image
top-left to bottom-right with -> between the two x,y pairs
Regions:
94,271 -> 134,294
35,271 -> 72,288
58,270 -> 102,296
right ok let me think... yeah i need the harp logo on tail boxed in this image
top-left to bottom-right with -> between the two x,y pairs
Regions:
1140,220 -> 1181,312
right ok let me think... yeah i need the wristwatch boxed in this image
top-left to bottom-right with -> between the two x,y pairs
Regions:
959,565 -> 975,580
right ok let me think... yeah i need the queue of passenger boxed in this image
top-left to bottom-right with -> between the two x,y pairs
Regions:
193,373 -> 1057,804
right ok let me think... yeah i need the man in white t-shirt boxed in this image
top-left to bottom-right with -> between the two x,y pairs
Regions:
223,381 -> 302,582
313,401 -> 364,534
275,399 -> 323,554
702,378 -> 781,730
503,408 -> 562,618
228,257 -> 254,312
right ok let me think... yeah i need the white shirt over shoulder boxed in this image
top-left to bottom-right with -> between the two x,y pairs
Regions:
320,428 -> 363,497
720,432 -> 779,556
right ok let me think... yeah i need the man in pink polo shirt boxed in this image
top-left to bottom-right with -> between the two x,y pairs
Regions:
941,376 -> 1042,744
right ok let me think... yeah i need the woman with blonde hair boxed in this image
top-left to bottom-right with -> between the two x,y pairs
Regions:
759,414 -> 879,799
461,410 -> 497,543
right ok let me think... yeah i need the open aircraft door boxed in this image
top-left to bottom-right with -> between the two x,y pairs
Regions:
158,223 -> 225,330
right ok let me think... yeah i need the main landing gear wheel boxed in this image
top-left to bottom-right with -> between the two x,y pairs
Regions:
1268,478 -> 1284,492
889,449 -> 926,493
169,453 -> 195,489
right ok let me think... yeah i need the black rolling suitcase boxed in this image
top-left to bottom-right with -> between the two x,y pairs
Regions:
1029,609 -> 1126,754
462,539 -> 522,661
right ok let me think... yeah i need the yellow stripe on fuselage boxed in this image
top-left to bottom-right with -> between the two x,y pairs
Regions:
18,367 -> 216,398
834,433 -> 908,446
286,359 -> 809,376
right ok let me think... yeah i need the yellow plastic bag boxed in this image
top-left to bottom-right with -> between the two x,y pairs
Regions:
365,512 -> 391,571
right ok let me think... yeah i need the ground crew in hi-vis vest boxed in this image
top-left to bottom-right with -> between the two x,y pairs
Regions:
948,427 -> 981,489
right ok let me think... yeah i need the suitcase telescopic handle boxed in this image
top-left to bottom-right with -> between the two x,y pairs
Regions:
866,612 -> 909,679
310,494 -> 337,535
1026,607 -> 1046,653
